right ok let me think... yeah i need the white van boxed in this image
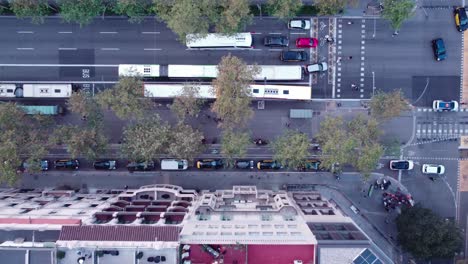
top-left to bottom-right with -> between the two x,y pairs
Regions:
160,159 -> 188,170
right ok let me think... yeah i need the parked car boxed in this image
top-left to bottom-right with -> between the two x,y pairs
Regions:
257,160 -> 282,170
454,7 -> 468,32
433,100 -> 459,112
93,160 -> 117,170
20,159 -> 49,172
422,164 -> 445,175
196,159 -> 224,169
288,19 -> 311,30
297,159 -> 322,171
160,159 -> 188,170
280,51 -> 308,62
54,159 -> 79,170
235,160 -> 254,169
296,38 -> 318,48
389,160 -> 414,170
127,161 -> 155,172
432,38 -> 446,61
306,62 -> 328,73
264,36 -> 289,47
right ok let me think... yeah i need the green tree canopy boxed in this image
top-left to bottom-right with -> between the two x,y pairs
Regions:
11,0 -> 51,24
369,90 -> 409,120
314,0 -> 345,15
316,115 -> 383,179
58,0 -> 104,26
170,83 -> 204,123
211,55 -> 259,130
221,130 -> 251,167
396,204 -> 463,260
167,123 -> 204,162
0,103 -> 50,185
382,0 -> 415,31
96,76 -> 151,120
273,130 -> 310,169
217,0 -> 252,33
121,115 -> 171,161
113,0 -> 148,23
267,0 -> 302,20
51,125 -> 108,160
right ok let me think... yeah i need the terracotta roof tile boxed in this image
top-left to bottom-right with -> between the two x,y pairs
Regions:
58,225 -> 181,242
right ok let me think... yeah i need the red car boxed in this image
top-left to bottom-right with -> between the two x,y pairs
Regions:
295,38 -> 318,48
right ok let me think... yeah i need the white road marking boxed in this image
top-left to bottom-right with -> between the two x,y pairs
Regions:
142,32 -> 160,34
251,32 -> 262,35
269,32 -> 282,35
58,31 -> 72,34
268,49 -> 282,51
58,48 -> 77,50
99,31 -> 118,34
0,64 -> 117,67
17,31 -> 33,34
290,32 -> 307,35
100,48 -> 120,51
16,48 -> 34,50
143,48 -> 162,51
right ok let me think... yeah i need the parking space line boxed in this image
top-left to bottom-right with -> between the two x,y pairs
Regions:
17,31 -> 33,34
58,48 -> 77,50
143,48 -> 162,51
58,31 -> 72,34
101,48 -> 120,51
99,31 -> 118,34
142,32 -> 160,34
17,48 -> 34,50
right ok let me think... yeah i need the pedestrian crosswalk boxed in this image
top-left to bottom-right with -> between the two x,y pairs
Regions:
416,120 -> 468,140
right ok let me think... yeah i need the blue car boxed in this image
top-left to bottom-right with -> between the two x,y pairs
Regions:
432,38 -> 446,61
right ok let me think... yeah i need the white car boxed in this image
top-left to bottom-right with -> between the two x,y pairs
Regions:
433,100 -> 459,112
288,19 -> 311,30
422,164 -> 445,175
389,160 -> 414,170
306,62 -> 328,73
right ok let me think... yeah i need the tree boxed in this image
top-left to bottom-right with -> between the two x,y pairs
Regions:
217,0 -> 252,33
51,125 -> 108,160
211,55 -> 259,130
167,123 -> 204,162
0,103 -> 50,185
11,0 -> 50,24
273,130 -> 310,169
382,0 -> 415,33
154,0 -> 215,42
113,0 -> 148,23
314,0 -> 345,15
96,76 -> 151,120
369,90 -> 409,120
170,84 -> 203,123
396,204 -> 463,260
67,90 -> 94,118
121,115 -> 171,161
267,0 -> 302,20
316,115 -> 384,178
221,130 -> 250,167
58,0 -> 104,27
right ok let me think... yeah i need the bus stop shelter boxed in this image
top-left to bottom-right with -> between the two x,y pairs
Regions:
289,109 -> 313,119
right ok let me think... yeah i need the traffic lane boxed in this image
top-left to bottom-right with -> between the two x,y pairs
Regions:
0,66 -> 118,82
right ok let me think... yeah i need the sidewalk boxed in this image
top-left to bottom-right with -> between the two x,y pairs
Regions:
462,31 -> 468,108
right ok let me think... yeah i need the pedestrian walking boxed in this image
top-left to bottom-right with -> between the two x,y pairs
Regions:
348,56 -> 353,60
337,57 -> 342,63
347,21 -> 353,25
351,83 -> 358,91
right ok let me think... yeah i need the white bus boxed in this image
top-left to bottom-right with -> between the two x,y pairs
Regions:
165,65 -> 303,81
0,84 -> 17,97
22,84 -> 72,98
118,64 -> 160,77
144,84 -> 311,100
186,33 -> 253,49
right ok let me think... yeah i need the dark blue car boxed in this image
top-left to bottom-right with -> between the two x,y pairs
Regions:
432,38 -> 446,61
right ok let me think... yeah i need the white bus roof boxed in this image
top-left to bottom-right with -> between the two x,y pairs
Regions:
0,84 -> 17,97
144,84 -> 311,100
255,65 -> 303,81
23,84 -> 72,98
186,33 -> 252,49
168,65 -> 218,78
118,64 -> 160,77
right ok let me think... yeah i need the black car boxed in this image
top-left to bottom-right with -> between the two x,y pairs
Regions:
257,160 -> 282,170
297,159 -> 321,171
19,159 -> 50,172
196,159 -> 224,169
280,51 -> 308,62
127,161 -> 155,172
264,36 -> 289,47
93,160 -> 117,170
432,38 -> 446,61
54,159 -> 79,170
454,7 -> 468,32
235,160 -> 254,169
